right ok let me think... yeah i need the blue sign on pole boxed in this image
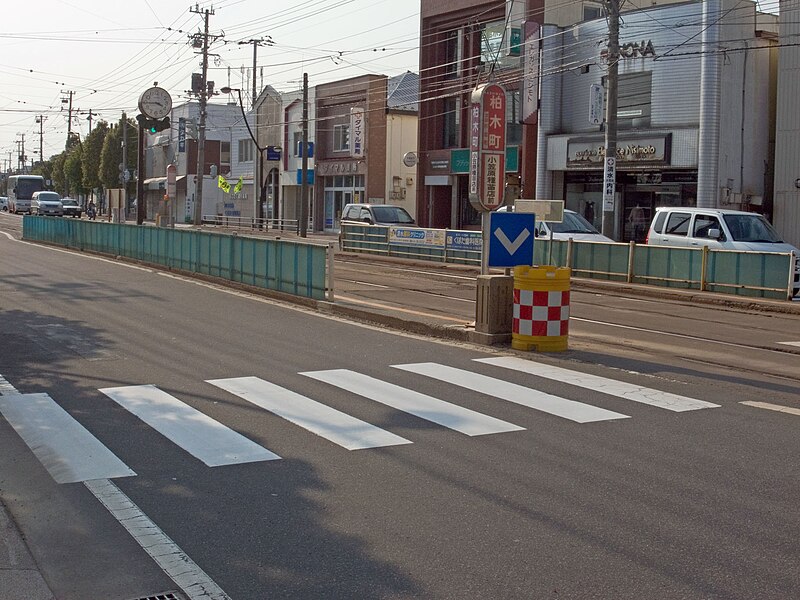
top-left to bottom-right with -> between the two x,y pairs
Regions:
488,212 -> 535,267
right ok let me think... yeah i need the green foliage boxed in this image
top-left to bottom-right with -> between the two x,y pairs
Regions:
100,117 -> 138,190
50,152 -> 67,195
82,121 -> 109,192
64,144 -> 84,196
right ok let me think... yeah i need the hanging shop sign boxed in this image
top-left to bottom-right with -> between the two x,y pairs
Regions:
350,107 -> 365,158
522,21 -> 540,125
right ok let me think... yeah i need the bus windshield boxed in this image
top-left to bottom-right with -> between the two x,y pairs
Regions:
13,177 -> 45,200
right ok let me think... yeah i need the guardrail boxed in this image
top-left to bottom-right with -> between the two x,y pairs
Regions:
341,222 -> 797,300
201,214 -> 309,233
23,216 -> 332,301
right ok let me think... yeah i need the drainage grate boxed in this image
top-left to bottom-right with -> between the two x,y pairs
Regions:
128,593 -> 185,600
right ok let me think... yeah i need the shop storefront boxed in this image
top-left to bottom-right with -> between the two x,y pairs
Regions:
558,133 -> 698,242
317,160 -> 365,231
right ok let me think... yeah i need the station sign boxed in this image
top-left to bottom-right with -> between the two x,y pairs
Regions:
468,83 -> 506,212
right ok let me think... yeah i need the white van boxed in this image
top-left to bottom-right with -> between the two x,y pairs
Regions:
646,207 -> 799,296
496,207 -> 613,242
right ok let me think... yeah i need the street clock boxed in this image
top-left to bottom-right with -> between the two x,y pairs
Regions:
138,87 -> 172,119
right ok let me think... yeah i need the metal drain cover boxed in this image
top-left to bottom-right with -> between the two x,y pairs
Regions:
128,592 -> 185,600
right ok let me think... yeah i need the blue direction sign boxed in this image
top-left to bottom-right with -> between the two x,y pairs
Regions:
488,212 -> 535,267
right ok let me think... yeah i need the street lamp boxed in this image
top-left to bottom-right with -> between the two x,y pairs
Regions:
221,86 -> 268,226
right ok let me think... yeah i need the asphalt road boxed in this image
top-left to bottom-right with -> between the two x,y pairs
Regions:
1,216 -> 799,599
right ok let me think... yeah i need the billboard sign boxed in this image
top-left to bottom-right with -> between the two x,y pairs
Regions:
468,83 -> 506,212
522,21 -> 540,125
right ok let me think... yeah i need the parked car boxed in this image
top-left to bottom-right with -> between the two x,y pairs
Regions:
646,207 -> 799,296
0,196 -> 8,211
60,197 -> 82,218
31,191 -> 64,216
497,206 -> 613,242
340,203 -> 415,226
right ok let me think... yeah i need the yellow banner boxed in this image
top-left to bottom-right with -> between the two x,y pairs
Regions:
233,176 -> 243,193
217,175 -> 230,193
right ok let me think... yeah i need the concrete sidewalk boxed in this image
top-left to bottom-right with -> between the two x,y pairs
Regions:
0,500 -> 54,600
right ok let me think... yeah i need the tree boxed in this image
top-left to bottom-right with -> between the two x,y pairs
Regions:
100,116 -> 138,191
82,121 -> 109,193
50,152 -> 67,195
64,144 -> 84,197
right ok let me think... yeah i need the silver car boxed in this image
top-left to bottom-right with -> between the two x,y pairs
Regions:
31,191 -> 64,216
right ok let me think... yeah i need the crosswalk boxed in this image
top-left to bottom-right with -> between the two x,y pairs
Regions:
0,359 -> 721,485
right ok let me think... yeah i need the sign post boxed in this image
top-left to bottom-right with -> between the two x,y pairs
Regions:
468,83 -> 507,273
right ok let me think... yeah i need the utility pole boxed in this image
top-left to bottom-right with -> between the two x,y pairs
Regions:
238,38 -> 269,108
85,109 -> 97,134
35,116 -> 46,163
190,4 -> 215,226
121,112 -> 129,214
300,72 -> 309,238
601,0 -> 620,239
16,136 -> 25,173
61,90 -> 74,148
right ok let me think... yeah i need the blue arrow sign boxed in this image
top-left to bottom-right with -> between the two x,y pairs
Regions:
488,212 -> 535,267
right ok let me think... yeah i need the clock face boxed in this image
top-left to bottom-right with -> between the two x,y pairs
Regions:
138,87 -> 172,119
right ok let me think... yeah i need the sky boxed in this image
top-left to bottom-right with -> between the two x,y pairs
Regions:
0,0 -> 421,166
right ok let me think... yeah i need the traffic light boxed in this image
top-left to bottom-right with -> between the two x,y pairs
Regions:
135,114 -> 170,134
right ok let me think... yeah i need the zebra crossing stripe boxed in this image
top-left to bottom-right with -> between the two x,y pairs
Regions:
0,392 -> 136,484
207,377 -> 412,450
99,385 -> 280,466
301,369 -> 526,436
475,357 -> 720,412
393,363 -> 630,424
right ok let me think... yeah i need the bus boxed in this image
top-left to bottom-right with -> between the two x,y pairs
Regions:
8,175 -> 45,214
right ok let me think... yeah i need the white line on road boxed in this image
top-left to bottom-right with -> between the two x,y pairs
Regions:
475,357 -> 720,412
740,401 -> 800,417
0,392 -> 136,483
0,374 -> 231,599
302,369 -> 525,436
100,385 -> 281,466
208,376 -> 412,450
393,363 -> 630,423
777,341 -> 800,348
84,479 -> 231,600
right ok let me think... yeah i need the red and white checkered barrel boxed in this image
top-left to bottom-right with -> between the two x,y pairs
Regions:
512,266 -> 571,352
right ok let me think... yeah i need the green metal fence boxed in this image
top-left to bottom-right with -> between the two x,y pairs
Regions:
23,217 -> 330,300
343,222 -> 796,300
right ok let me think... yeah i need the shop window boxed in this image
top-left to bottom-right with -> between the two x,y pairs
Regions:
506,88 -> 522,145
444,30 -> 459,79
334,124 -> 350,152
480,20 -> 517,70
443,97 -> 460,148
602,71 -> 652,128
583,2 -> 605,21
238,139 -> 253,163
220,141 -> 230,172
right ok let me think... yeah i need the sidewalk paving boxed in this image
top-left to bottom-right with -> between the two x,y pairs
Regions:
0,501 -> 54,600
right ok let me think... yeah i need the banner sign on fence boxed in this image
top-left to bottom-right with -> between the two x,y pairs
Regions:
446,231 -> 483,252
389,227 -> 446,249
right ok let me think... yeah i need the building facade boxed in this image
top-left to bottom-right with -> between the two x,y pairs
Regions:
774,0 -> 800,247
539,0 -> 778,241
280,87 -> 316,227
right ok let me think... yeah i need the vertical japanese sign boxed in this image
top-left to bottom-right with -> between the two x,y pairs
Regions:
603,156 -> 616,212
350,107 -> 365,158
468,83 -> 506,212
589,83 -> 604,125
522,21 -> 540,125
178,117 -> 186,152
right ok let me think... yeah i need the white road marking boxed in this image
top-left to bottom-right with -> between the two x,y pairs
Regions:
475,357 -> 720,412
393,363 -> 630,423
302,369 -> 525,436
100,385 -> 280,466
777,341 -> 800,348
84,479 -> 231,600
208,376 -> 412,450
0,392 -> 136,484
0,376 -> 232,598
740,401 -> 800,417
